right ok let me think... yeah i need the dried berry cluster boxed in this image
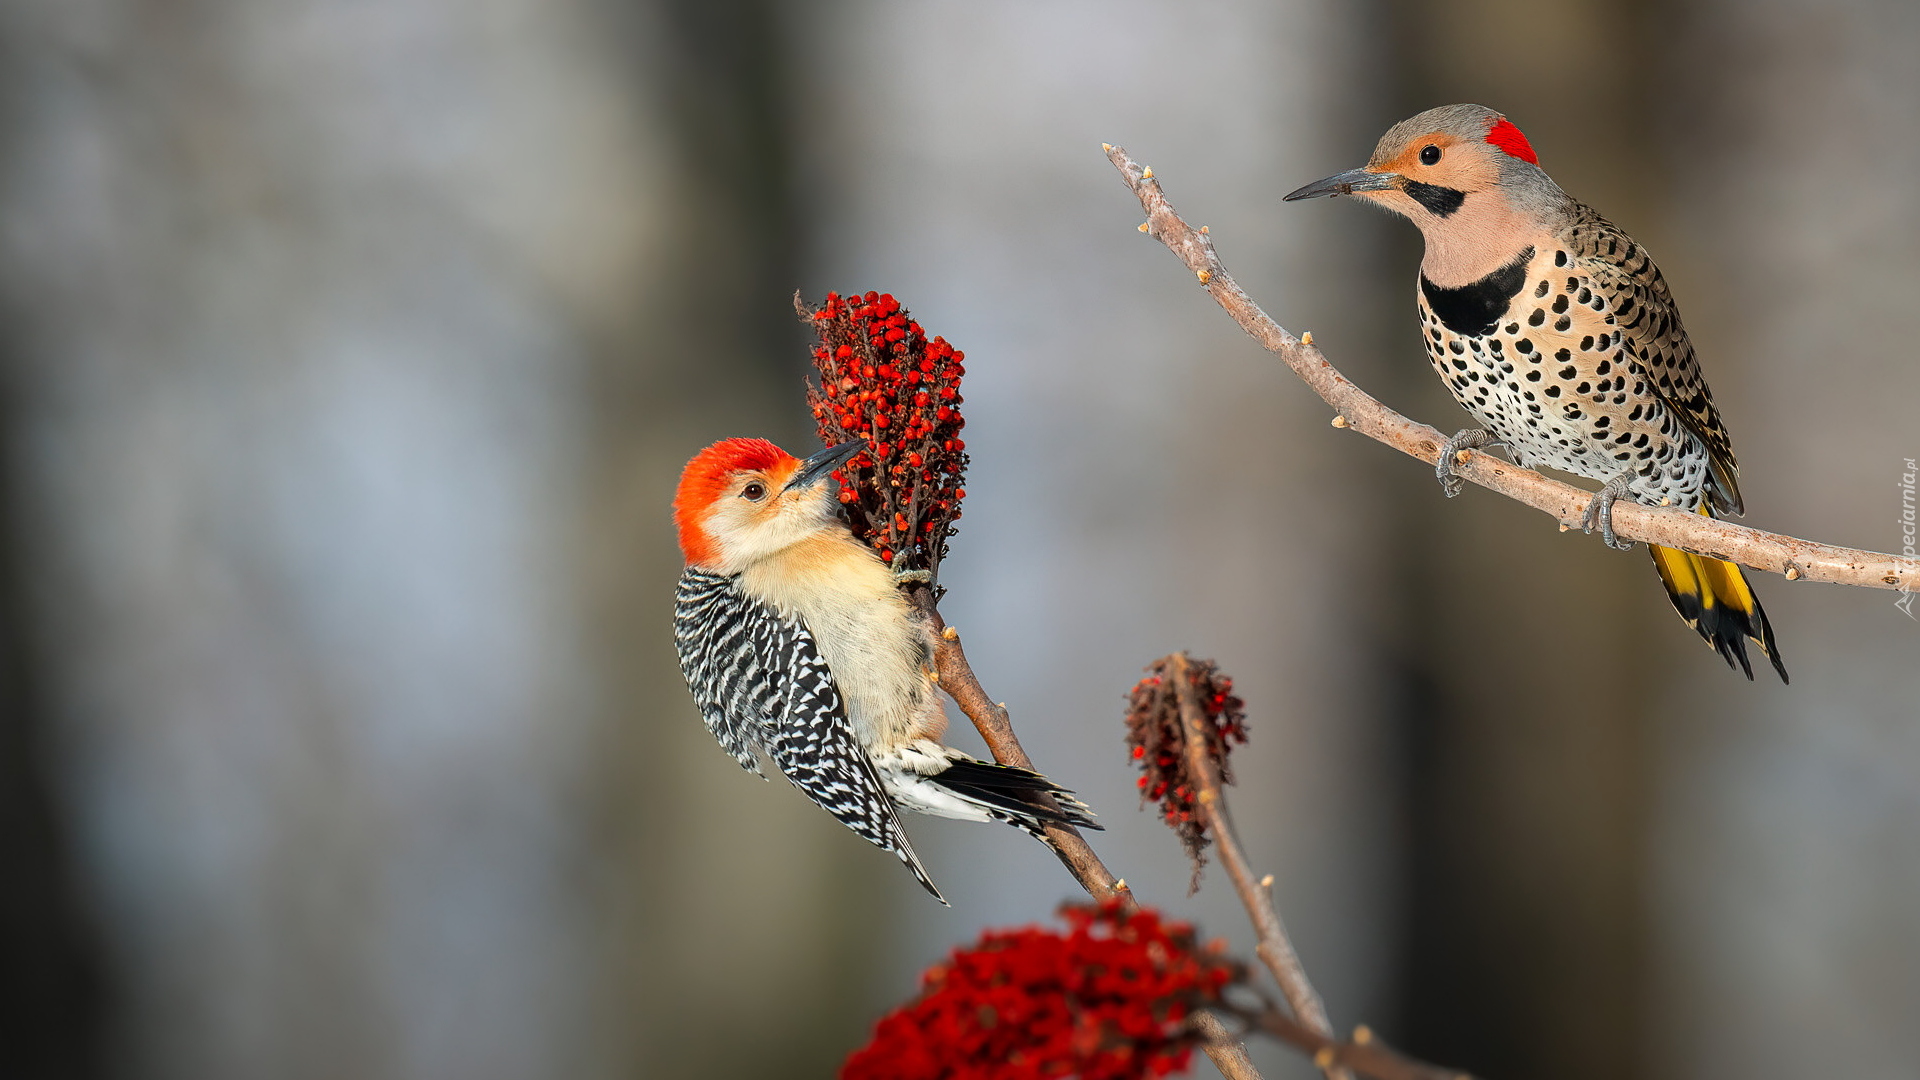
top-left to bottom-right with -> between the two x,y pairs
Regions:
841,900 -> 1240,1080
1124,657 -> 1250,878
802,291 -> 968,578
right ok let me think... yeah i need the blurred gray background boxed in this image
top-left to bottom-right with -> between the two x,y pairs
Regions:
0,1 -> 1915,1078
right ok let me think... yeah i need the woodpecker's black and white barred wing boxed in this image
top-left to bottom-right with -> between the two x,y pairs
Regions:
673,567 -> 945,902
674,568 -> 775,773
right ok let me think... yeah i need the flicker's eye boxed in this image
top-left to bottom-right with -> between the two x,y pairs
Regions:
1419,145 -> 1442,166
741,481 -> 768,501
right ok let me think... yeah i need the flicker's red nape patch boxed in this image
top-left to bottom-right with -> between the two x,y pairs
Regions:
1485,118 -> 1538,164
674,437 -> 796,567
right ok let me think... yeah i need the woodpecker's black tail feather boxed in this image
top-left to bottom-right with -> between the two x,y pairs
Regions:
930,758 -> 1102,834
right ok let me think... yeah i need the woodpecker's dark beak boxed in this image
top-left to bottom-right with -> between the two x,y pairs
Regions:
1284,167 -> 1400,201
785,440 -> 865,493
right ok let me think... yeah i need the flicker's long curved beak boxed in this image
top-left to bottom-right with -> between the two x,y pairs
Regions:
1284,167 -> 1400,201
785,440 -> 865,493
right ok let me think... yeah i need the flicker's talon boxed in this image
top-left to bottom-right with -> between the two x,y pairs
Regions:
1581,473 -> 1638,551
1435,429 -> 1497,498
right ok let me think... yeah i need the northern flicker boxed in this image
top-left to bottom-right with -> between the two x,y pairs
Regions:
1286,104 -> 1786,681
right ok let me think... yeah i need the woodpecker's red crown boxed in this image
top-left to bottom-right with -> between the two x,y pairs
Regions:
675,437 -> 867,572
674,438 -> 803,569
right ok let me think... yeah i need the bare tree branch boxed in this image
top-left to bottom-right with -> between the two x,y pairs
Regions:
1102,144 -> 1918,594
1167,652 -> 1349,1080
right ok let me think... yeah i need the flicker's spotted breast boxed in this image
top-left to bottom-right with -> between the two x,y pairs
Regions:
1416,206 -> 1739,516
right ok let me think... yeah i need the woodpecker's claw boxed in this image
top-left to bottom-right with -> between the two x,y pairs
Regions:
1581,473 -> 1638,551
1435,429 -> 1497,498
889,549 -> 933,587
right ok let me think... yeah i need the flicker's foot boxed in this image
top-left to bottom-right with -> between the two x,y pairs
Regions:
1436,429 -> 1498,498
1580,472 -> 1638,551
889,549 -> 933,587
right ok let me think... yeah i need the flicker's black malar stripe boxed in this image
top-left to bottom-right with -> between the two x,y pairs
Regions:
1421,245 -> 1535,336
1403,180 -> 1466,217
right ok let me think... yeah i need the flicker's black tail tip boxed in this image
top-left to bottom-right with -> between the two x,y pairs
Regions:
929,758 -> 1103,834
1648,543 -> 1788,683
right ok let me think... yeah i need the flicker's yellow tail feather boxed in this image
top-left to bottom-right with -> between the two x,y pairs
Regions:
1647,512 -> 1787,682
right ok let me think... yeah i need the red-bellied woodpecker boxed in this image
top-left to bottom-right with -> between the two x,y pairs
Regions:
1286,104 -> 1786,681
672,437 -> 1099,903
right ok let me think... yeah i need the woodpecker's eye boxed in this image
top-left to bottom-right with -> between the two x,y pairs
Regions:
1419,145 -> 1442,166
741,481 -> 768,501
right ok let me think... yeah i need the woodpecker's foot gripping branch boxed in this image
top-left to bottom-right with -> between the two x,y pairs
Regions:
889,549 -> 934,587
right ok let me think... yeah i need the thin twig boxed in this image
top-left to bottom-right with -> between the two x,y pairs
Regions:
1240,1007 -> 1471,1080
1186,1011 -> 1264,1080
1102,144 -> 1918,594
1169,652 -> 1349,1080
906,587 -> 1266,1080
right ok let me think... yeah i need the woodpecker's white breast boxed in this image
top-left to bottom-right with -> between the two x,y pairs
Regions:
736,533 -> 945,748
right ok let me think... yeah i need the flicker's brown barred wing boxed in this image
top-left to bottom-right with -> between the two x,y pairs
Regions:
1564,206 -> 1744,514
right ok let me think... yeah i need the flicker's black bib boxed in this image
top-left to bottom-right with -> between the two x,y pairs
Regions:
1420,246 -> 1533,336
